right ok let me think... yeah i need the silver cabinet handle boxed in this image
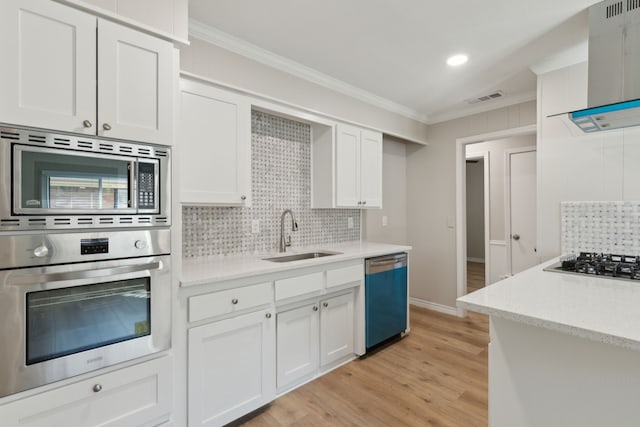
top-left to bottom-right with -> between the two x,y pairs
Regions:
265,313 -> 271,319
240,195 -> 246,201
323,302 -> 328,307
83,120 -> 93,128
231,298 -> 239,305
512,234 -> 520,241
102,123 -> 112,131
93,384 -> 102,393
313,305 -> 318,311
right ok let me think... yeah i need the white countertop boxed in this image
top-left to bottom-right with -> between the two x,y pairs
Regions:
457,258 -> 640,351
180,241 -> 411,287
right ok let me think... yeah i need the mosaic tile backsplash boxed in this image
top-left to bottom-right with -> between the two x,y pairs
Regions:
183,111 -> 361,258
561,201 -> 640,255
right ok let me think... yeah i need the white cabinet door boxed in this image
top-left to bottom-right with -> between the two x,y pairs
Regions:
1,356 -> 172,427
0,0 -> 97,134
97,19 -> 173,145
276,303 -> 320,389
179,80 -> 251,206
335,124 -> 361,208
359,129 -> 383,208
188,309 -> 275,427
320,293 -> 355,366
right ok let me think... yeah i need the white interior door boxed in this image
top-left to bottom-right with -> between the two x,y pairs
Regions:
508,149 -> 537,275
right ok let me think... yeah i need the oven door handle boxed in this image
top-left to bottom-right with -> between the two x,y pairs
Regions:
10,261 -> 161,285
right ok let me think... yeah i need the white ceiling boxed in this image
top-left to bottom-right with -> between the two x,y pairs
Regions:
189,0 -> 599,124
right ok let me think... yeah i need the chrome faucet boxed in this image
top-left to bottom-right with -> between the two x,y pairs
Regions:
279,209 -> 298,252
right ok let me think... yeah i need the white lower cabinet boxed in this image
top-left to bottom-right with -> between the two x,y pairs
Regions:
0,356 -> 172,427
320,293 -> 355,366
276,302 -> 320,388
277,292 -> 355,390
188,308 -> 276,427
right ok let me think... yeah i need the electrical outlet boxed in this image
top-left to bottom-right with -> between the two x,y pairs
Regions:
347,217 -> 354,229
382,215 -> 388,226
251,219 -> 260,234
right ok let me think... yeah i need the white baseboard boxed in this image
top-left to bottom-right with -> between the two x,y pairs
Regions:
409,298 -> 458,316
466,257 -> 485,263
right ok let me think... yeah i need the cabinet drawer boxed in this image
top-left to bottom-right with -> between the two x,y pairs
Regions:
275,272 -> 323,301
1,356 -> 171,427
189,282 -> 273,323
326,263 -> 363,289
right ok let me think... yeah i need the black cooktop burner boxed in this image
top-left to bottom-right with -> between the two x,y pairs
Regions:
546,252 -> 640,281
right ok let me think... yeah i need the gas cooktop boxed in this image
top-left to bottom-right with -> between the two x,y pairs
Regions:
544,252 -> 640,281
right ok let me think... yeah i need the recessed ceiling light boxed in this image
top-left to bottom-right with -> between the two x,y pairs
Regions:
447,54 -> 468,67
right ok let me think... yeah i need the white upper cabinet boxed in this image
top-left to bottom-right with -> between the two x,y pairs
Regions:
98,19 -> 173,144
359,129 -> 383,208
58,0 -> 189,41
335,124 -> 362,208
0,0 -> 97,134
179,79 -> 251,206
314,123 -> 382,209
0,0 -> 174,145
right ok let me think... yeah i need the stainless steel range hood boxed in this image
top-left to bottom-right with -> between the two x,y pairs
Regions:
569,0 -> 640,132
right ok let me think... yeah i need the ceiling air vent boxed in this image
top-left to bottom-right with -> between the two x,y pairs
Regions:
465,90 -> 505,105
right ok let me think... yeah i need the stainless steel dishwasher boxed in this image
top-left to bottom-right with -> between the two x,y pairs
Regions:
365,253 -> 408,350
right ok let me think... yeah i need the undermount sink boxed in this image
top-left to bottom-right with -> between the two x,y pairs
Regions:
263,251 -> 342,263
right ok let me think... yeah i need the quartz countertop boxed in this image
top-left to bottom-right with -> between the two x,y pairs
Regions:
180,241 -> 411,287
457,258 -> 640,351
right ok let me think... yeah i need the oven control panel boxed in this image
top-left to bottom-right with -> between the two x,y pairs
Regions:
81,238 -> 109,255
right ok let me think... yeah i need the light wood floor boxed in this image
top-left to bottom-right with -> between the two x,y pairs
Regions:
237,306 -> 489,427
467,261 -> 485,293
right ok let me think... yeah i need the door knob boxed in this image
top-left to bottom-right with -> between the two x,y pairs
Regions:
512,234 -> 520,241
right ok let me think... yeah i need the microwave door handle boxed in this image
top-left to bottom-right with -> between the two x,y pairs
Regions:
9,261 -> 161,285
128,161 -> 137,209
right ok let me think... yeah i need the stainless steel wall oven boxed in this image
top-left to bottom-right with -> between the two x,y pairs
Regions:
0,229 -> 171,398
0,125 -> 170,230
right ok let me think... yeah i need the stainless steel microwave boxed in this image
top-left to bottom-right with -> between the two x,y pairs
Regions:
0,125 -> 170,230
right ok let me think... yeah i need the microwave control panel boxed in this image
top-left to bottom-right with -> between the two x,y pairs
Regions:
137,161 -> 157,211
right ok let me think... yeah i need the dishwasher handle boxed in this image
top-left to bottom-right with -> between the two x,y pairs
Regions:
366,253 -> 407,274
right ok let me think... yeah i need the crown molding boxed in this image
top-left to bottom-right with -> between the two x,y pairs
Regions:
189,19 -> 429,124
426,90 -> 537,125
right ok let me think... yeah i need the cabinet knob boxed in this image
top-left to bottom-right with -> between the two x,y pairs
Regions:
357,201 -> 362,205
323,302 -> 328,308
512,234 -> 520,241
92,384 -> 102,393
231,298 -> 239,305
83,120 -> 93,128
240,195 -> 246,201
313,305 -> 318,311
33,245 -> 49,258
102,123 -> 112,131
265,313 -> 272,319
362,201 -> 367,205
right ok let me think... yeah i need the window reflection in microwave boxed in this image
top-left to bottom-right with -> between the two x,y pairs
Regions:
25,278 -> 151,365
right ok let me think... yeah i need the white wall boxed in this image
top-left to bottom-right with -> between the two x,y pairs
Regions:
363,137 -> 407,244
465,160 -> 484,260
407,101 -> 536,309
537,61 -> 640,260
180,38 -> 429,144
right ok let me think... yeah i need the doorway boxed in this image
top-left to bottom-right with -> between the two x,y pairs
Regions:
465,155 -> 488,293
455,125 -> 537,317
